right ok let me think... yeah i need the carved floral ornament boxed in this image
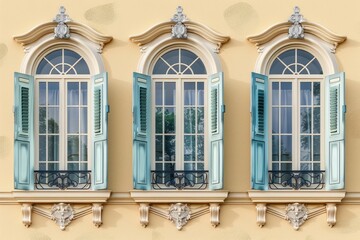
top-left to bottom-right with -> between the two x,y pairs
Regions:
285,203 -> 308,230
288,6 -> 305,39
171,6 -> 188,39
53,6 -> 71,39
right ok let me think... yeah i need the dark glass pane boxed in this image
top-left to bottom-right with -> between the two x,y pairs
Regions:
281,82 -> 292,105
281,107 -> 292,133
281,135 -> 292,162
67,107 -> 79,133
164,136 -> 175,161
307,58 -> 323,74
161,50 -> 179,67
184,135 -> 195,161
80,82 -> 88,105
80,136 -> 88,162
184,107 -> 196,134
155,82 -> 163,105
155,107 -> 163,134
300,163 -> 310,171
67,136 -> 79,162
300,82 -> 312,105
67,82 -> 79,105
184,82 -> 195,105
313,82 -> 321,105
197,107 -> 204,133
281,163 -> 292,171
190,58 -> 206,74
80,107 -> 88,133
272,107 -> 279,133
272,135 -> 279,162
197,135 -> 204,161
184,163 -> 195,170
297,49 -> 314,71
39,107 -> 46,134
48,135 -> 59,162
269,58 -> 284,74
278,49 -> 295,67
300,135 -> 311,161
155,136 -> 163,162
197,82 -> 204,105
67,163 -> 79,171
300,107 -> 312,133
313,107 -> 320,133
313,135 -> 320,161
39,82 -> 46,105
181,49 -> 198,66
272,82 -> 279,105
164,82 -> 175,105
153,58 -> 168,74
39,135 -> 46,162
48,82 -> 59,105
164,107 -> 175,133
74,58 -> 90,74
64,49 -> 81,66
48,107 -> 59,133
36,59 -> 52,74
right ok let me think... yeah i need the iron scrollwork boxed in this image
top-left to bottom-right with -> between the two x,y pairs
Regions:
151,170 -> 208,190
268,170 -> 325,190
34,170 -> 91,190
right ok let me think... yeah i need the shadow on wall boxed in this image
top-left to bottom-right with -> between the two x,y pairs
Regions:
85,3 -> 116,24
0,44 -> 8,60
224,2 -> 259,36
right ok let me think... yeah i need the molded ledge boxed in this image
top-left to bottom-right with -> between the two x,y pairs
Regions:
248,190 -> 345,203
130,190 -> 228,203
13,190 -> 111,203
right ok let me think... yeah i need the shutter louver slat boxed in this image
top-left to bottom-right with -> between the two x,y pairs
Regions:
330,87 -> 338,134
21,87 -> 30,134
139,87 -> 147,133
257,89 -> 265,135
211,88 -> 218,134
94,88 -> 102,135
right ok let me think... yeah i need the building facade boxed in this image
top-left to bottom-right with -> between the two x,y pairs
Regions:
1,0 -> 360,239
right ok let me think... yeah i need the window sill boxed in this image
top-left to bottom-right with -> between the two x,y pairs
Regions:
248,190 -> 345,203
12,190 -> 111,203
130,190 -> 228,203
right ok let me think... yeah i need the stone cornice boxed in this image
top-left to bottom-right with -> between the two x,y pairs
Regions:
129,21 -> 230,49
14,21 -> 112,48
248,22 -> 346,51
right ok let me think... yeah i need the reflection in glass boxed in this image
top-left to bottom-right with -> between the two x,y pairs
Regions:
197,107 -> 204,133
313,82 -> 321,105
155,107 -> 163,133
67,107 -> 79,133
164,107 -> 175,133
48,82 -> 59,105
300,136 -> 311,161
313,136 -> 320,161
281,82 -> 292,105
281,107 -> 292,133
300,107 -> 311,133
272,107 -> 279,133
48,136 -> 59,162
67,136 -> 79,162
164,82 -> 176,105
184,82 -> 195,105
39,136 -> 46,162
272,82 -> 279,105
155,136 -> 163,162
155,82 -> 163,105
197,82 -> 204,105
300,82 -> 312,105
281,135 -> 292,162
164,136 -> 176,161
272,135 -> 279,162
197,136 -> 204,161
67,82 -> 79,105
184,135 -> 195,161
184,107 -> 196,134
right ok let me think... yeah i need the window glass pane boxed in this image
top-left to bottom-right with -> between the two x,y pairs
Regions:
184,107 -> 196,134
313,107 -> 320,133
313,82 -> 321,105
272,82 -> 279,105
155,107 -> 163,133
155,136 -> 163,162
184,163 -> 195,171
155,163 -> 163,171
74,58 -> 90,74
272,163 -> 279,171
64,49 -> 81,66
281,163 -> 292,171
48,82 -> 59,105
80,82 -> 88,105
80,136 -> 88,162
197,82 -> 204,105
67,107 -> 79,133
67,163 -> 79,171
39,107 -> 46,134
281,107 -> 292,133
197,163 -> 204,170
300,135 -> 311,161
297,49 -> 314,68
313,163 -> 320,171
281,82 -> 292,105
278,49 -> 295,66
164,82 -> 175,105
39,136 -> 46,162
197,107 -> 204,133
184,135 -> 195,161
281,135 -> 292,161
164,107 -> 175,133
155,82 -> 163,105
39,82 -> 46,105
300,107 -> 312,133
67,82 -> 79,105
48,136 -> 59,162
181,49 -> 198,66
269,58 -> 284,74
161,50 -> 179,67
48,107 -> 59,133
272,135 -> 279,162
153,58 -> 168,74
164,136 -> 175,161
67,136 -> 79,162
300,82 -> 312,105
80,107 -> 88,133
197,135 -> 204,161
307,58 -> 323,74
300,163 -> 310,171
184,82 -> 195,105
272,107 -> 279,133
46,49 -> 62,67
48,163 -> 59,171
313,136 -> 320,161
36,59 -> 52,74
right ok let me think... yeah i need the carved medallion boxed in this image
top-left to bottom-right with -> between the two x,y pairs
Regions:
288,6 -> 304,39
53,6 -> 71,39
171,6 -> 188,39
285,203 -> 308,230
168,203 -> 191,230
51,203 -> 74,230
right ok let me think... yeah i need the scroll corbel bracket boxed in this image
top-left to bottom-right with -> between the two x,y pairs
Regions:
92,204 -> 103,228
256,204 -> 267,227
139,203 -> 150,227
209,203 -> 220,227
326,203 -> 337,227
21,203 -> 33,228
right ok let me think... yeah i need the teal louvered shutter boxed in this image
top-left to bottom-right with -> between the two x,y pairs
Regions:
92,72 -> 109,190
325,72 -> 345,190
208,72 -> 224,190
251,72 -> 268,190
133,72 -> 151,190
14,72 -> 34,190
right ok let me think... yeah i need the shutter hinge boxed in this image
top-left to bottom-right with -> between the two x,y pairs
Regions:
221,105 -> 226,113
106,105 -> 110,113
342,105 -> 346,113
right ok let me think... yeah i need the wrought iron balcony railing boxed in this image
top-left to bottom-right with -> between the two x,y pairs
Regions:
268,170 -> 325,190
34,170 -> 91,190
151,170 -> 208,190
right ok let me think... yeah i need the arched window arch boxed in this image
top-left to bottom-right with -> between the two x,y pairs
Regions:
249,7 -> 346,191
131,7 -> 229,191
13,7 -> 112,191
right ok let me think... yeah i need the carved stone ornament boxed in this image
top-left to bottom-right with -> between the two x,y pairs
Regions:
92,204 -> 103,228
51,203 -> 74,230
21,204 -> 32,227
285,203 -> 308,230
53,6 -> 71,39
256,204 -> 267,227
209,204 -> 220,227
171,6 -> 188,39
288,6 -> 304,39
139,203 -> 150,227
168,203 -> 191,230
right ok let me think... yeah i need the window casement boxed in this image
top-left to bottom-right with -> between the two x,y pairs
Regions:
13,8 -> 112,191
133,48 -> 224,190
248,8 -> 346,191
